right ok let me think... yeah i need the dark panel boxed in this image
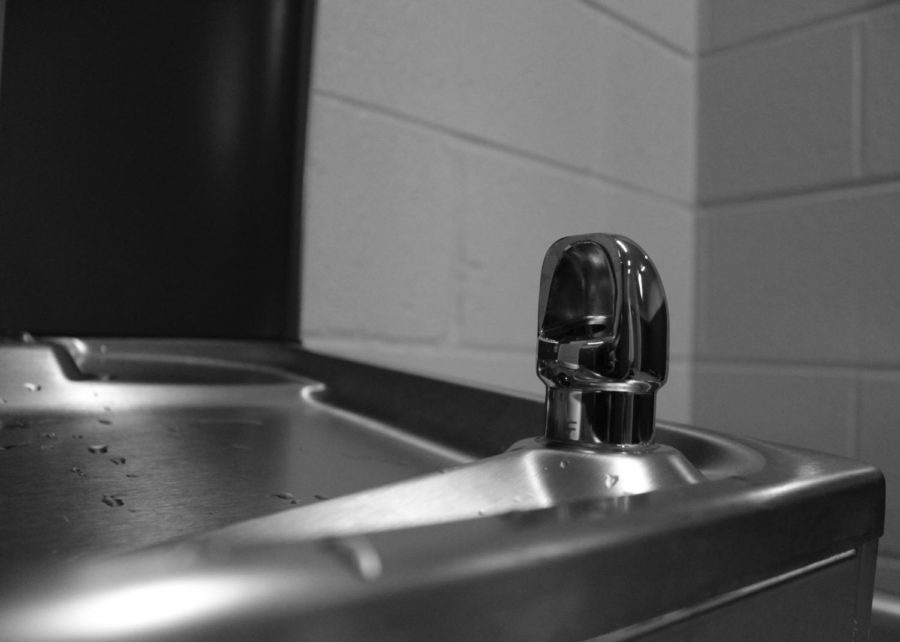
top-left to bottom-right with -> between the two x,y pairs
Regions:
0,0 -> 315,339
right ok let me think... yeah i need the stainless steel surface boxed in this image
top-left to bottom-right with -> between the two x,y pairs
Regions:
187,434 -> 707,547
0,338 -> 884,640
872,592 -> 900,642
591,548 -> 871,642
872,558 -> 900,641
0,341 -> 468,572
537,234 -> 667,447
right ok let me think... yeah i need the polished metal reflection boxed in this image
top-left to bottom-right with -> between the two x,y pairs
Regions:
187,437 -> 708,547
537,234 -> 668,447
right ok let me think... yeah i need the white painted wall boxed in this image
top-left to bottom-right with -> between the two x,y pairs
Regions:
693,0 -> 900,590
302,0 -> 698,423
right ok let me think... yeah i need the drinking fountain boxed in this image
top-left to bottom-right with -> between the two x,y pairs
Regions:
0,235 -> 884,641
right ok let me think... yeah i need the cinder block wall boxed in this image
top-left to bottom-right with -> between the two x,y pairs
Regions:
302,0 -> 699,422
693,0 -> 900,592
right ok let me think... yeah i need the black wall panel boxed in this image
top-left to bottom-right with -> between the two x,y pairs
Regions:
0,0 -> 315,339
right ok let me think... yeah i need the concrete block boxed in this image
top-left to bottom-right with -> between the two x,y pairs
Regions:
698,186 -> 900,364
588,0 -> 699,54
859,371 -> 900,557
698,25 -> 855,203
692,363 -> 855,457
864,5 -> 900,175
302,96 -> 457,341
701,0 -> 881,51
458,148 -> 695,359
314,0 -> 696,202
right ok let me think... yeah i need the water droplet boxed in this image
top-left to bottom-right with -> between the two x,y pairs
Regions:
39,444 -> 55,451
97,419 -> 113,426
559,460 -> 569,469
273,492 -> 295,501
125,473 -> 139,478
477,509 -> 485,516
603,474 -> 619,489
43,432 -> 57,440
109,456 -> 126,465
99,374 -> 117,382
88,444 -> 108,454
70,467 -> 86,477
103,406 -> 112,412
72,434 -> 84,439
542,465 -> 548,471
101,494 -> 124,507
314,494 -> 329,501
23,383 -> 41,392
0,398 -> 6,404
99,344 -> 108,354
2,420 -> 28,430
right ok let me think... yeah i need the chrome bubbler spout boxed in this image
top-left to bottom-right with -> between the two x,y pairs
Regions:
537,234 -> 668,448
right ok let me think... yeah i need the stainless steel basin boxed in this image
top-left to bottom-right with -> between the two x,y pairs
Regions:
0,338 -> 884,641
